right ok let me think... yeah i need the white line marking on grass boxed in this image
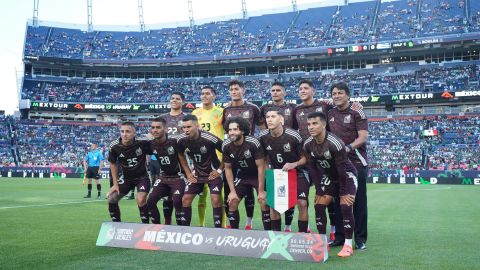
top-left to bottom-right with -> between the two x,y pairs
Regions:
0,200 -> 105,210
370,186 -> 452,192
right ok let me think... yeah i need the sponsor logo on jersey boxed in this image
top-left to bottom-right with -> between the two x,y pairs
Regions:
299,192 -> 306,198
230,154 -> 235,158
330,117 -> 335,122
174,190 -> 180,195
212,186 -> 219,192
266,145 -> 272,151
119,153 -> 125,158
140,186 -> 145,190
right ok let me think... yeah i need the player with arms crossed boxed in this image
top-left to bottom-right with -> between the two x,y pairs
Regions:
303,112 -> 358,257
177,115 -> 224,227
258,109 -> 309,232
259,82 -> 298,232
146,117 -> 185,225
192,86 -> 226,227
158,91 -> 186,224
222,80 -> 260,230
222,117 -> 269,229
107,122 -> 153,223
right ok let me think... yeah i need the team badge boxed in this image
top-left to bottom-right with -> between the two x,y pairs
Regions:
330,117 -> 335,122
136,148 -> 143,156
200,146 -> 207,154
244,149 -> 252,158
242,111 -> 250,118
324,150 -> 332,159
167,146 -> 174,155
283,143 -> 291,152
344,115 -> 351,123
284,108 -> 291,116
316,107 -> 323,112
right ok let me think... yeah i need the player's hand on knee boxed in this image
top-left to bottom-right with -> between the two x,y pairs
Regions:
208,170 -> 221,180
340,194 -> 355,206
186,173 -> 197,183
257,190 -> 266,205
227,192 -> 239,204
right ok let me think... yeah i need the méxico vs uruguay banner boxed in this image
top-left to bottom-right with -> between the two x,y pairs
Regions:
96,222 -> 328,263
266,169 -> 298,214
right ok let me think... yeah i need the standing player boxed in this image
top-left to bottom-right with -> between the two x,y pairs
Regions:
327,82 -> 368,250
107,122 -> 153,223
177,115 -> 224,227
259,82 -> 298,232
222,117 -> 269,230
192,86 -> 226,227
83,143 -> 104,199
146,117 -> 185,225
303,112 -> 358,257
159,92 -> 186,225
258,109 -> 309,233
221,80 -> 260,230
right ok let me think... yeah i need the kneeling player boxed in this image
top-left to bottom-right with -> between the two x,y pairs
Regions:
222,117 -> 269,229
147,117 -> 185,225
258,109 -> 309,232
177,115 -> 224,227
107,122 -> 153,223
303,112 -> 358,257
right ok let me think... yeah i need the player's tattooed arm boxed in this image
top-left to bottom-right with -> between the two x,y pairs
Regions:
256,158 -> 266,205
282,155 -> 307,172
224,162 -> 239,203
109,163 -> 120,196
178,153 -> 197,183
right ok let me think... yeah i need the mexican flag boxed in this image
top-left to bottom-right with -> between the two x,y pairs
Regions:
266,169 -> 297,214
422,129 -> 438,136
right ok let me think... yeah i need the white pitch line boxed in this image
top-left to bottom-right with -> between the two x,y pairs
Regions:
0,200 -> 105,210
370,186 -> 453,192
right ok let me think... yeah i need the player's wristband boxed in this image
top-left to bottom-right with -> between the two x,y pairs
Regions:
216,168 -> 223,174
346,144 -> 353,151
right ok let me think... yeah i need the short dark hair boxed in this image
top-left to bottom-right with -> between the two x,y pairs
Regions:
182,114 -> 198,123
171,91 -> 185,101
330,82 -> 350,96
226,117 -> 250,136
201,86 -> 216,95
152,117 -> 167,126
307,112 -> 327,123
271,82 -> 285,88
228,80 -> 245,89
121,121 -> 136,129
299,79 -> 314,88
266,108 -> 284,117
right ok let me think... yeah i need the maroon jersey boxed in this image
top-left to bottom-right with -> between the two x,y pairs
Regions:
222,101 -> 260,136
108,137 -> 153,180
258,128 -> 304,169
177,130 -> 223,182
259,102 -> 296,128
303,132 -> 357,187
160,112 -> 185,137
222,136 -> 264,178
293,100 -> 332,140
150,136 -> 182,178
327,106 -> 368,166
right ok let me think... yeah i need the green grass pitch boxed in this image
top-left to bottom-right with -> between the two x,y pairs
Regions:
0,178 -> 478,270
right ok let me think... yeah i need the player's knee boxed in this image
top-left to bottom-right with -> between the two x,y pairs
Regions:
211,197 -> 221,208
297,199 -> 308,209
229,200 -> 239,211
182,196 -> 193,207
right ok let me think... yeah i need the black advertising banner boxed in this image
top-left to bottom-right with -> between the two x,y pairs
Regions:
96,222 -> 328,263
29,90 -> 480,113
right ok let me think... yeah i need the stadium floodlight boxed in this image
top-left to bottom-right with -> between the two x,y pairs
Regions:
292,0 -> 297,12
138,0 -> 145,32
241,0 -> 247,19
33,0 -> 39,27
188,0 -> 194,30
87,0 -> 93,32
